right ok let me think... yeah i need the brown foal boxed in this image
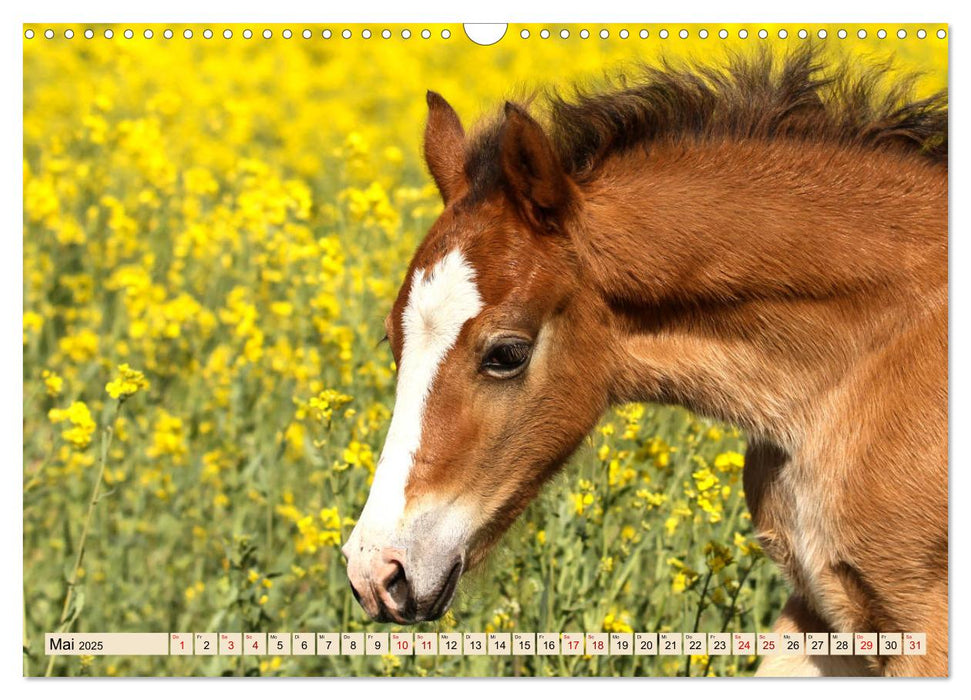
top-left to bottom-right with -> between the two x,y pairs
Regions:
342,47 -> 948,676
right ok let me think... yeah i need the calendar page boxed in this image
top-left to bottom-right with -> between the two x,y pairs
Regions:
22,21 -> 948,678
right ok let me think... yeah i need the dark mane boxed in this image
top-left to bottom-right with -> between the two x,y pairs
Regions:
463,45 -> 947,200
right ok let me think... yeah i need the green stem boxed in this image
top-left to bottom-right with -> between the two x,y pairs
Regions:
684,569 -> 713,677
44,400 -> 121,677
702,558 -> 757,677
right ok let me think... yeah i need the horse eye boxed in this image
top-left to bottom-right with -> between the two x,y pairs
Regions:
481,340 -> 532,378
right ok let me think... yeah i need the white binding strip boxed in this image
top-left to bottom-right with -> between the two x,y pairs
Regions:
354,249 -> 484,534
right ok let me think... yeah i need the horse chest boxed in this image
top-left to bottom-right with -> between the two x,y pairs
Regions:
743,441 -> 837,606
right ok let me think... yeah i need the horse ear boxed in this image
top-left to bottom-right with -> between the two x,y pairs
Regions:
424,91 -> 466,203
499,102 -> 575,232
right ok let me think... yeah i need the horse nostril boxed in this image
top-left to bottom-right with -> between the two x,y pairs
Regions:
382,560 -> 410,603
374,557 -> 417,620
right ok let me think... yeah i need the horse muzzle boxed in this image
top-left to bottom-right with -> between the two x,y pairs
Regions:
342,533 -> 465,624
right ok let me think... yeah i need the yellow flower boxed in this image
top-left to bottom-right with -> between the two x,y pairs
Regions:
48,401 -> 96,449
105,363 -> 150,400
704,541 -> 734,573
692,467 -> 718,492
301,389 -> 353,424
259,657 -> 283,674
714,451 -> 745,473
42,370 -> 63,397
636,489 -> 669,508
58,329 -> 99,363
23,311 -> 43,341
383,145 -> 404,164
381,653 -> 401,676
342,440 -> 375,471
270,301 -> 294,317
734,532 -> 763,557
183,166 -> 219,196
282,422 -> 306,460
571,492 -> 595,516
319,507 -> 341,530
602,611 -> 634,633
697,495 -> 723,522
146,410 -> 187,464
184,582 -> 204,601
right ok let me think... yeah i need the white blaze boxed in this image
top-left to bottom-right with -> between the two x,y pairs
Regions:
354,249 -> 484,535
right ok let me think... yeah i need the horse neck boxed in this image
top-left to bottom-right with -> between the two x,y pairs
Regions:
574,139 -> 947,448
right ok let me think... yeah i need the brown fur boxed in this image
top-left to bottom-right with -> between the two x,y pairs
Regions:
464,44 -> 946,204
387,47 -> 947,675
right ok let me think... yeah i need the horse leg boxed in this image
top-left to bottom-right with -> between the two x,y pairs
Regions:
755,595 -> 874,677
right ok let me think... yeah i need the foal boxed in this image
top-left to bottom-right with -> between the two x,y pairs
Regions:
342,48 -> 948,677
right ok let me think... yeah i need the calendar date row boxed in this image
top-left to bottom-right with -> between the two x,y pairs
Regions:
47,631 -> 926,657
